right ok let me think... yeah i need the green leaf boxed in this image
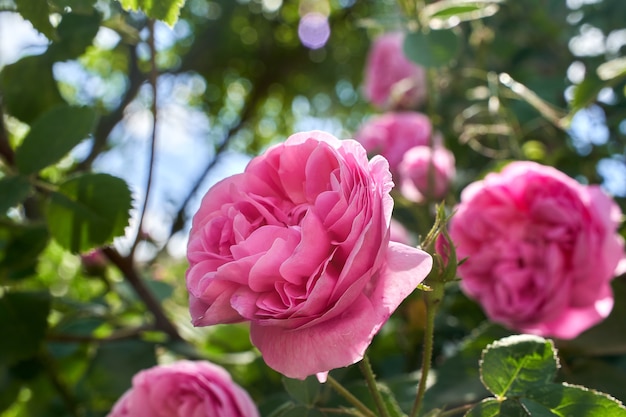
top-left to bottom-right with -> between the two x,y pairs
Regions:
480,334 -> 558,397
47,12 -> 102,61
0,55 -> 64,124
0,175 -> 31,213
523,383 -> 626,417
80,340 -> 156,406
422,0 -> 502,29
283,375 -> 321,405
117,0 -> 186,26
403,29 -> 460,68
0,291 -> 51,365
0,365 -> 22,413
15,0 -> 57,40
15,105 -> 97,175
465,398 -> 502,417
0,224 -> 49,281
597,57 -> 626,81
280,406 -> 326,417
45,173 -> 132,253
568,71 -> 603,115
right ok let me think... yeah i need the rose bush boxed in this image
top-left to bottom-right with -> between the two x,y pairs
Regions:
448,161 -> 625,339
363,32 -> 427,109
398,145 -> 456,202
107,360 -> 259,417
355,111 -> 433,175
186,131 -> 432,379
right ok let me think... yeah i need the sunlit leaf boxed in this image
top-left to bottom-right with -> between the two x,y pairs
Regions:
15,105 -> 97,175
45,173 -> 132,253
117,0 -> 186,26
480,334 -> 558,397
422,0 -> 502,29
597,57 -> 626,81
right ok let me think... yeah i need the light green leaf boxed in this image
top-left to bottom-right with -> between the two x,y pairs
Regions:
15,0 -> 57,40
597,57 -> 626,82
15,105 -> 97,175
523,383 -> 626,417
0,291 -> 51,365
45,173 -> 132,253
0,55 -> 64,124
403,29 -> 460,68
117,0 -> 186,26
0,175 -> 31,213
283,375 -> 322,405
480,334 -> 558,397
422,0 -> 502,29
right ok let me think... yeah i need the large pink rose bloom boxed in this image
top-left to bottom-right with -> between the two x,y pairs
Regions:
355,112 -> 433,175
398,145 -> 456,202
363,32 -> 427,109
107,361 -> 259,417
186,131 -> 432,379
450,161 -> 625,339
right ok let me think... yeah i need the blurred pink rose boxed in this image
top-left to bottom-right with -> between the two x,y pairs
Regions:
390,218 -> 412,246
186,131 -> 432,379
363,32 -> 427,109
107,360 -> 259,417
449,161 -> 625,339
398,145 -> 455,202
355,112 -> 433,174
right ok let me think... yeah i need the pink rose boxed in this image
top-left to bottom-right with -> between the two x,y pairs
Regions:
390,218 -> 413,246
355,112 -> 433,174
186,131 -> 432,379
363,32 -> 427,109
107,360 -> 259,417
449,161 -> 625,339
398,145 -> 455,202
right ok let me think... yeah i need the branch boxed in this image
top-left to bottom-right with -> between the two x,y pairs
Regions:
102,246 -> 183,342
75,45 -> 144,171
47,326 -> 150,343
131,19 -> 158,256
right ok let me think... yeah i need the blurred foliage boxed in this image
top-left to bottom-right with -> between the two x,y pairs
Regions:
0,0 -> 625,416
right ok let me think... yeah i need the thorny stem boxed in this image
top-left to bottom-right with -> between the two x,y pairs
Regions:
359,355 -> 391,417
409,279 -> 445,417
327,375 -> 377,417
131,18 -> 159,257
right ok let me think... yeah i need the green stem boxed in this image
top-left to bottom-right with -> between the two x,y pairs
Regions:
359,355 -> 391,417
410,280 -> 445,417
327,375 -> 376,417
438,403 -> 475,417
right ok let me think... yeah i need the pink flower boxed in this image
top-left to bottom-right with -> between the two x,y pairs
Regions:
355,112 -> 433,175
390,218 -> 413,246
398,145 -> 455,202
107,360 -> 259,417
186,131 -> 432,379
363,32 -> 427,109
449,161 -> 625,339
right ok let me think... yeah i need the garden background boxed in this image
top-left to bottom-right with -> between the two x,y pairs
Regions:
1,0 -> 626,416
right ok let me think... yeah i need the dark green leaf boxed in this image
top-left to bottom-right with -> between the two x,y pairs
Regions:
0,223 -> 49,281
15,0 -> 57,39
480,334 -> 558,397
0,291 -> 51,365
403,29 -> 460,68
0,175 -> 31,213
465,398 -> 502,417
523,383 -> 626,417
80,340 -> 156,405
0,365 -> 21,413
562,358 -> 626,402
0,55 -> 64,124
45,173 -> 132,253
568,72 -> 603,116
15,105 -> 97,175
283,375 -> 321,405
47,12 -> 102,61
117,0 -> 186,26
280,406 -> 326,417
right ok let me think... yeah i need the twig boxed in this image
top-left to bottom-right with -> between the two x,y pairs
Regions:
359,355 -> 391,417
102,246 -> 182,342
131,19 -> 158,256
326,375 -> 376,417
438,403 -> 475,417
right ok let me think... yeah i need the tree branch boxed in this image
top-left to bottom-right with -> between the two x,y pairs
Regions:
102,246 -> 183,342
